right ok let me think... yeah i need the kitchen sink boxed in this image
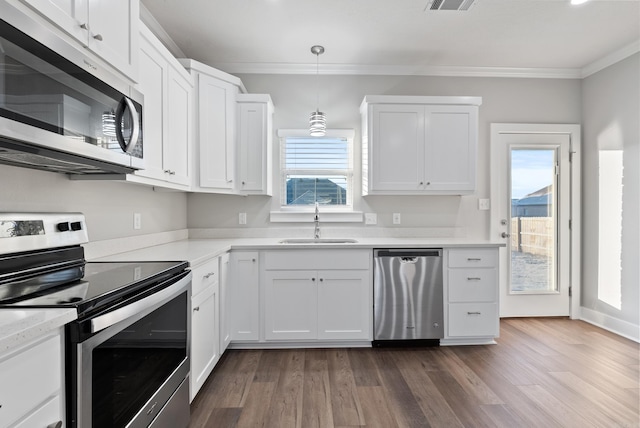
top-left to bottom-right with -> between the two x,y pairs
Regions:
279,238 -> 359,244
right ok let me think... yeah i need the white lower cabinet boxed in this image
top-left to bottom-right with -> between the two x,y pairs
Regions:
228,251 -> 260,342
189,257 -> 220,402
263,250 -> 372,343
0,331 -> 64,428
219,252 -> 231,353
443,247 -> 499,345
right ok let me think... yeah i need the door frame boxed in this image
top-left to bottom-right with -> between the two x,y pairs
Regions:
490,123 -> 581,319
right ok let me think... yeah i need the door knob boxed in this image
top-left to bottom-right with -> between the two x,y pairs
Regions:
501,232 -> 510,238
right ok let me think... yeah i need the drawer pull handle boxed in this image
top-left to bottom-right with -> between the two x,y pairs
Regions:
203,272 -> 216,279
193,306 -> 200,312
467,258 -> 482,261
467,311 -> 482,315
146,401 -> 158,415
467,277 -> 482,281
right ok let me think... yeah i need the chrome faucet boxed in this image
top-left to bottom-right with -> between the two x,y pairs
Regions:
314,202 -> 320,239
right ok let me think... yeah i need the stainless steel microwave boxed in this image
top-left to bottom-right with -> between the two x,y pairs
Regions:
0,12 -> 143,175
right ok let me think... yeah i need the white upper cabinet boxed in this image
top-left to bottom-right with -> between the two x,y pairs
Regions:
361,96 -> 481,195
134,24 -> 191,188
19,0 -> 139,81
236,94 -> 274,195
181,60 -> 244,192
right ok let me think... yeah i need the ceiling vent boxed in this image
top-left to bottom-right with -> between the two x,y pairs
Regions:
427,0 -> 476,11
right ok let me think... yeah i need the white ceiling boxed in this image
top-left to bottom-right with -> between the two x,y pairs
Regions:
141,0 -> 640,77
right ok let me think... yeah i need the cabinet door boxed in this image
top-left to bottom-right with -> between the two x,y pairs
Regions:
370,104 -> 424,191
19,0 -> 88,43
264,270 -> 318,341
219,252 -> 231,353
135,32 -> 166,181
424,105 -> 476,192
190,285 -> 218,402
198,74 -> 237,189
86,0 -> 138,81
317,270 -> 371,340
228,252 -> 260,341
237,101 -> 269,194
165,65 -> 191,185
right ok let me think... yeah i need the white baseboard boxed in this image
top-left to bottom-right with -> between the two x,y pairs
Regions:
580,307 -> 640,342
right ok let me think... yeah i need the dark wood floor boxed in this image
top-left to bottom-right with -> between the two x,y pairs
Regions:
189,318 -> 640,427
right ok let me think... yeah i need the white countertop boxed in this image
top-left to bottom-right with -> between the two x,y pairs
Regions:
94,237 -> 505,266
0,308 -> 76,354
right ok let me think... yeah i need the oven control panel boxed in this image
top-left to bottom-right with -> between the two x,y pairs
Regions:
0,212 -> 88,255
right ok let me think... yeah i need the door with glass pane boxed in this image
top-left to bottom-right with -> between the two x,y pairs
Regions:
491,127 -> 573,317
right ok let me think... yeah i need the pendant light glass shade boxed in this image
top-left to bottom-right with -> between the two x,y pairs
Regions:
310,45 -> 326,136
310,111 -> 326,136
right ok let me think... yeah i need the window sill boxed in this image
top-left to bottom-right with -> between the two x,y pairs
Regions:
270,211 -> 363,223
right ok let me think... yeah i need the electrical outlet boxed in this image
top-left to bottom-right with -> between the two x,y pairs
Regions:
364,213 -> 377,225
393,213 -> 401,224
478,199 -> 491,210
133,213 -> 142,230
238,212 -> 247,225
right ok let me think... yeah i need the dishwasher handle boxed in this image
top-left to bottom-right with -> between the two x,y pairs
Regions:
375,249 -> 442,258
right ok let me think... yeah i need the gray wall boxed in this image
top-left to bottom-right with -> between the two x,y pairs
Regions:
581,53 -> 640,327
188,74 -> 581,240
0,165 -> 188,241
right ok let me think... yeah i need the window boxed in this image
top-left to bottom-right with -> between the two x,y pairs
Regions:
278,130 -> 354,209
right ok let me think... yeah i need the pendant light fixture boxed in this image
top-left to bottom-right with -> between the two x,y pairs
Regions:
309,45 -> 326,137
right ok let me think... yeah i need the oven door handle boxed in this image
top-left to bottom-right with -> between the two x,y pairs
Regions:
90,272 -> 191,333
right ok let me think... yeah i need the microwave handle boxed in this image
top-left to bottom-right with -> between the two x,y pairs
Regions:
115,96 -> 140,154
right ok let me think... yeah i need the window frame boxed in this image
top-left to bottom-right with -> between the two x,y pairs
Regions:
277,129 -> 355,211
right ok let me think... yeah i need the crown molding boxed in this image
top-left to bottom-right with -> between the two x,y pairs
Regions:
581,40 -> 640,78
212,62 -> 584,79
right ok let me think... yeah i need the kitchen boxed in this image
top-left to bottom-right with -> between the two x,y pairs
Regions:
0,0 -> 638,427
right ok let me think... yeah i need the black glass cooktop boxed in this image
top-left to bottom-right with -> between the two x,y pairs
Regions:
0,261 -> 188,317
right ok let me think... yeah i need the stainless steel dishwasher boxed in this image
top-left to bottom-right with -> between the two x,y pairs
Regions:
373,249 -> 444,345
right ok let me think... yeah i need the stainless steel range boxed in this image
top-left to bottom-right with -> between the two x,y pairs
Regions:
0,213 -> 192,428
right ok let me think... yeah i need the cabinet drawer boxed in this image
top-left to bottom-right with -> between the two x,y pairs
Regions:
13,395 -> 61,428
191,257 -> 219,296
0,333 -> 61,427
448,303 -> 498,337
264,250 -> 370,270
448,248 -> 497,268
448,268 -> 497,302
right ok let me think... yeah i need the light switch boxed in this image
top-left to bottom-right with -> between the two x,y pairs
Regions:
393,213 -> 401,224
133,213 -> 142,230
478,199 -> 491,210
239,213 -> 247,225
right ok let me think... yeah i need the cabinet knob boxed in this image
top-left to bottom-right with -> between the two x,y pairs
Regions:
501,232 -> 510,238
319,278 -> 324,282
311,278 -> 316,281
419,181 -> 424,185
252,258 -> 256,262
92,33 -> 103,41
193,306 -> 200,312
242,181 -> 246,185
426,182 -> 431,185
80,23 -> 88,30
47,422 -> 62,428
